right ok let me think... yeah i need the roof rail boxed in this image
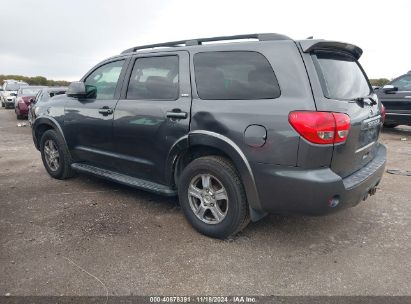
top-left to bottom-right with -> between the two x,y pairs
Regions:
121,33 -> 291,54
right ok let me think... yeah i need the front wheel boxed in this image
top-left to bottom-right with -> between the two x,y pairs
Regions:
178,156 -> 250,239
40,129 -> 74,179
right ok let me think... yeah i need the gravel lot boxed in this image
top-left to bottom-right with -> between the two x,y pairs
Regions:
0,107 -> 410,296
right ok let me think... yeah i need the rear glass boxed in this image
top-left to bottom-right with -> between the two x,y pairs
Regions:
21,88 -> 42,95
313,52 -> 371,100
194,51 -> 280,100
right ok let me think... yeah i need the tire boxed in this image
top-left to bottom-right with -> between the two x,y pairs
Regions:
178,156 -> 250,239
1,101 -> 4,107
40,129 -> 74,179
383,123 -> 398,128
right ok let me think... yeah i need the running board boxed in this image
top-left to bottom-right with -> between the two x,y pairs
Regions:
71,163 -> 177,196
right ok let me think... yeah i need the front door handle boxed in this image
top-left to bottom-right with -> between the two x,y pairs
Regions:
166,110 -> 188,119
98,106 -> 113,115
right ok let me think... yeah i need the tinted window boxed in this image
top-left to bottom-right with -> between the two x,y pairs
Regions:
84,60 -> 125,100
314,52 -> 371,100
127,56 -> 179,100
194,51 -> 280,100
390,75 -> 411,91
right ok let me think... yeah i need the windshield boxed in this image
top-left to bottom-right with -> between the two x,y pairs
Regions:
313,52 -> 371,100
5,83 -> 21,91
21,88 -> 42,95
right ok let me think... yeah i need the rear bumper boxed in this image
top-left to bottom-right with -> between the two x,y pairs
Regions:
17,106 -> 29,115
252,144 -> 386,215
385,112 -> 411,126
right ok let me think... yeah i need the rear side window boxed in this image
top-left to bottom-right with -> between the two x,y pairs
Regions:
127,56 -> 179,100
313,52 -> 371,100
194,51 -> 280,100
390,75 -> 411,91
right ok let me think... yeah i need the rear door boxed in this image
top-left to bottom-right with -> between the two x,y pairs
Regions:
112,51 -> 191,184
303,49 -> 382,178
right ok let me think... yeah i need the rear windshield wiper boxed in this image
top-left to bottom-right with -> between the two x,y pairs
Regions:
350,95 -> 377,106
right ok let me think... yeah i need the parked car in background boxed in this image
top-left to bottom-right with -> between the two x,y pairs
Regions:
1,80 -> 29,108
32,33 -> 386,238
376,71 -> 411,127
14,86 -> 47,119
28,87 -> 67,124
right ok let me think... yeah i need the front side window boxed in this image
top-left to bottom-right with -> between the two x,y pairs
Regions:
390,75 -> 411,91
313,52 -> 371,100
194,51 -> 280,100
126,56 -> 179,100
84,60 -> 125,100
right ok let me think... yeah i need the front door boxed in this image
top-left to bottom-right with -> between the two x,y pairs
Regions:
112,51 -> 191,184
64,59 -> 128,168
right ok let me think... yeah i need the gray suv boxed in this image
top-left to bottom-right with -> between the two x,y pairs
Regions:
31,33 -> 386,238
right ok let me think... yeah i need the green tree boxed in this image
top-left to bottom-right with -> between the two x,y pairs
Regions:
369,78 -> 390,87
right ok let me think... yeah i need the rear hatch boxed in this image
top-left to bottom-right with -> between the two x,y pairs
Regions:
300,41 -> 383,178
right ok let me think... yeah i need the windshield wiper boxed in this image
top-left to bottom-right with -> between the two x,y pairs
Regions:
350,94 -> 377,105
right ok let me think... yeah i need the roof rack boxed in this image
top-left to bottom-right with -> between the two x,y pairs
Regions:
121,33 -> 291,54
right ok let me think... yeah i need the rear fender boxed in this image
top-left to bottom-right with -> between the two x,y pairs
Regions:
187,131 -> 266,221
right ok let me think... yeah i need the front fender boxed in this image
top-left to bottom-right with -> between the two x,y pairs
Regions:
32,116 -> 67,150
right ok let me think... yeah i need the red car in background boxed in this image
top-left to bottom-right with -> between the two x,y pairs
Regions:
14,86 -> 46,119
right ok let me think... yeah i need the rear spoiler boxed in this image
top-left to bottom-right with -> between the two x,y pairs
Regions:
298,40 -> 363,60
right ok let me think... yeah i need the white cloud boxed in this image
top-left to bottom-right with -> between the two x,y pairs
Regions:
0,0 -> 409,80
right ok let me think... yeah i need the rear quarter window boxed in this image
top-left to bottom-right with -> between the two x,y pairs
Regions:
313,51 -> 371,100
194,51 -> 280,100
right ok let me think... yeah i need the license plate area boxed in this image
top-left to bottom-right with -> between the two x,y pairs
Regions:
359,116 -> 381,148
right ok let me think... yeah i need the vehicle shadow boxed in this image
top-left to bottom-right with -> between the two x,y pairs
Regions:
72,172 -> 379,251
381,125 -> 411,136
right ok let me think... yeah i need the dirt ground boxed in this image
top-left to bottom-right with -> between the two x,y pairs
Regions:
0,107 -> 410,296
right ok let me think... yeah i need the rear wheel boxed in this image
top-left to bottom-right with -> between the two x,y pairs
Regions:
1,101 -> 4,107
40,129 -> 74,179
178,156 -> 249,239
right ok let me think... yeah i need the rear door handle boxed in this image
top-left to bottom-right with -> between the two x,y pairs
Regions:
166,110 -> 188,119
98,106 -> 113,115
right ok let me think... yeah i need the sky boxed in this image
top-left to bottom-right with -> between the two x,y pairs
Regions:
0,0 -> 409,81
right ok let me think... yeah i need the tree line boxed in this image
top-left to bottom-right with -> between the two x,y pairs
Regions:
0,74 -> 71,87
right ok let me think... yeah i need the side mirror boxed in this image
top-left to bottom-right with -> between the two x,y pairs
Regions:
29,98 -> 35,104
383,85 -> 398,94
66,81 -> 87,97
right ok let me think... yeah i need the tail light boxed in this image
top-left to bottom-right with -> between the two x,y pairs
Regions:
381,104 -> 386,123
288,111 -> 351,145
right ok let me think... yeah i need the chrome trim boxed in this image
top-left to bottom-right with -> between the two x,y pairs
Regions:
386,112 -> 411,116
356,141 -> 376,153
